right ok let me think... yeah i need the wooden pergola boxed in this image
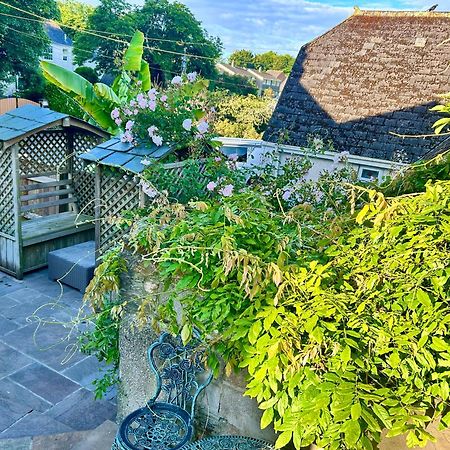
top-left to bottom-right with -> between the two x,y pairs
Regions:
0,105 -> 108,278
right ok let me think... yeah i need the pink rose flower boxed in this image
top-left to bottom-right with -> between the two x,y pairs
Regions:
121,131 -> 133,143
148,100 -> 156,112
114,118 -> 122,126
152,135 -> 163,146
125,120 -> 134,130
228,154 -> 238,162
219,184 -> 234,197
147,126 -> 158,137
197,121 -> 209,134
171,76 -> 182,85
111,108 -> 120,119
182,119 -> 192,131
206,181 -> 217,191
187,71 -> 197,82
160,94 -> 168,102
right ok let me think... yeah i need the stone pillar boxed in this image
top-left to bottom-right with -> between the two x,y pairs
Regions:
116,262 -> 277,442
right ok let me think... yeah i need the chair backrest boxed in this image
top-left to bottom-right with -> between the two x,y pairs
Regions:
20,177 -> 78,216
147,332 -> 213,420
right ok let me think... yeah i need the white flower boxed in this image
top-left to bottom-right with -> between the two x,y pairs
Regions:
171,76 -> 182,85
141,158 -> 151,166
187,71 -> 197,82
197,121 -> 209,134
160,94 -> 168,102
147,125 -> 158,137
111,108 -> 120,119
141,181 -> 158,198
282,189 -> 292,201
152,135 -> 163,146
219,184 -> 234,197
148,100 -> 156,112
228,154 -> 238,162
125,120 -> 134,130
182,119 -> 192,131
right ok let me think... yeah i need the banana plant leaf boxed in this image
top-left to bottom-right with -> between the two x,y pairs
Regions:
123,30 -> 145,72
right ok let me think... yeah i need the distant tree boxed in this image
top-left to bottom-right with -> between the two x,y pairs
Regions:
228,49 -> 255,68
212,92 -> 275,139
134,0 -> 222,81
209,72 -> 257,96
57,0 -> 94,39
75,66 -> 99,83
73,0 -> 135,74
254,51 -> 295,74
0,0 -> 59,89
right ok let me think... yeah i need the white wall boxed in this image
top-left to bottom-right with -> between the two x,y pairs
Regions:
49,43 -> 75,71
219,137 -> 406,183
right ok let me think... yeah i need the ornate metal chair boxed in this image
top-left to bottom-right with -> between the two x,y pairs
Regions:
112,332 -> 213,450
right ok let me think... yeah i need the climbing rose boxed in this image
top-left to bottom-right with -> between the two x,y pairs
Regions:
125,120 -> 134,131
152,135 -> 163,146
228,154 -> 238,161
147,126 -> 158,137
121,131 -> 133,143
206,181 -> 217,191
282,189 -> 292,201
111,108 -> 120,119
171,76 -> 182,85
160,94 -> 168,102
114,118 -> 122,126
197,121 -> 209,134
187,71 -> 197,82
219,184 -> 234,197
148,100 -> 156,112
182,119 -> 192,131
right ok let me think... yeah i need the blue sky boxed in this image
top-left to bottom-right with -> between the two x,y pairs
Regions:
85,0 -> 450,56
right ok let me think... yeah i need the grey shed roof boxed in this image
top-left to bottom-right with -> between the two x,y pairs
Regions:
78,136 -> 173,173
0,105 -> 68,142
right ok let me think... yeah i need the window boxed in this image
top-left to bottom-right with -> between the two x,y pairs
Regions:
359,167 -> 380,182
62,48 -> 68,61
43,46 -> 52,60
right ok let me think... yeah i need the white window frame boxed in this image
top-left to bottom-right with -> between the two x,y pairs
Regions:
358,166 -> 381,183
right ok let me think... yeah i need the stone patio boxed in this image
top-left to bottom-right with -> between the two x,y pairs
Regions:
0,269 -> 117,444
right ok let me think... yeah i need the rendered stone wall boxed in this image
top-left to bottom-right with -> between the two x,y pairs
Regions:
116,262 -> 277,443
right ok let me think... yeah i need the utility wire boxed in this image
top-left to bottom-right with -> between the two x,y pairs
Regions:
1,25 -> 259,91
0,1 -> 218,61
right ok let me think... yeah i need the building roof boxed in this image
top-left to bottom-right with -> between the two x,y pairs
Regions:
217,63 -> 280,82
78,137 -> 173,173
0,105 -> 107,145
44,21 -> 73,46
0,105 -> 68,142
264,9 -> 450,162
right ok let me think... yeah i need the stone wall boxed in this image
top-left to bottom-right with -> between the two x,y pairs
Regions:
116,262 -> 277,443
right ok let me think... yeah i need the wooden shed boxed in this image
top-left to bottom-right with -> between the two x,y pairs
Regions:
0,105 -> 108,278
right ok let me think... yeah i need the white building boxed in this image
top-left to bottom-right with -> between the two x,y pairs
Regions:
42,21 -> 75,71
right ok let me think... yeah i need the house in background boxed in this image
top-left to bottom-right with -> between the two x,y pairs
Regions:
216,62 -> 287,97
42,21 -> 75,71
264,8 -> 450,181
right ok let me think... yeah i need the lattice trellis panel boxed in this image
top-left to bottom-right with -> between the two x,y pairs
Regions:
0,147 -> 15,236
98,170 -> 141,253
18,130 -> 68,176
73,132 -> 102,217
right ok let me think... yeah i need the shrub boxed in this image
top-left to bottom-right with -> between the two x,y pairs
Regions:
74,66 -> 99,84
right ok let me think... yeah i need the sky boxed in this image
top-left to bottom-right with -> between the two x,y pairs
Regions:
84,0 -> 450,56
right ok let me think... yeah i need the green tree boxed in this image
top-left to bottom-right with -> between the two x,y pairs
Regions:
212,91 -> 275,139
134,0 -> 222,81
254,50 -> 295,73
0,0 -> 59,89
75,66 -> 99,84
73,0 -> 135,74
228,49 -> 255,68
57,0 -> 94,39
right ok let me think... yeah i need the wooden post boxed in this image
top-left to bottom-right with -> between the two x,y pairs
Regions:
94,165 -> 101,263
11,143 -> 23,279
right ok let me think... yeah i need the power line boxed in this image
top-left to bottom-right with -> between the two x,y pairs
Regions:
0,1 -> 218,61
1,24 -> 258,91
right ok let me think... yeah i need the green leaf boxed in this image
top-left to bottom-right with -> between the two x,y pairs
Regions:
351,401 -> 362,420
123,30 -> 145,71
344,420 -> 361,447
248,321 -> 262,345
180,323 -> 192,344
275,431 -> 292,449
261,407 -> 274,429
341,345 -> 352,363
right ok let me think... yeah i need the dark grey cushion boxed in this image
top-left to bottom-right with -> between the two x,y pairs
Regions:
48,241 -> 96,292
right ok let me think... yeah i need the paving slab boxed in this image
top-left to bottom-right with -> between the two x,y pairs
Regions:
0,269 -> 117,441
46,388 -> 116,431
10,363 -> 79,405
0,342 -> 33,379
0,411 -> 73,439
0,437 -> 31,450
